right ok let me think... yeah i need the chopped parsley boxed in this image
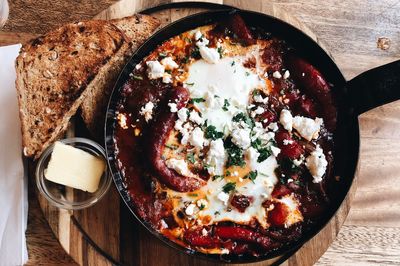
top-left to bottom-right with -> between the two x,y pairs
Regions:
280,158 -> 302,173
222,182 -> 236,193
205,125 -> 224,140
244,171 -> 258,183
232,112 -> 255,128
251,139 -> 262,150
165,69 -> 172,74
217,47 -> 224,58
257,147 -> 272,162
231,61 -> 235,66
158,52 -> 167,59
187,153 -> 196,164
185,82 -> 195,86
191,46 -> 201,58
165,144 -> 178,150
224,138 -> 246,167
222,99 -> 230,111
190,97 -> 205,103
132,75 -> 143,80
199,203 -> 205,210
212,175 -> 224,181
188,193 -> 198,197
245,71 -> 250,76
225,170 -> 231,176
214,211 -> 220,216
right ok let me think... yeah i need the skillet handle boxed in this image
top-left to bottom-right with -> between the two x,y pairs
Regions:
346,60 -> 400,115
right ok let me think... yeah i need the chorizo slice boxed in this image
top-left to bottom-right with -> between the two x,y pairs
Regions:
147,86 -> 206,192
287,56 -> 337,131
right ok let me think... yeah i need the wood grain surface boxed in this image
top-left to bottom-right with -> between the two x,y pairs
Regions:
1,0 -> 400,265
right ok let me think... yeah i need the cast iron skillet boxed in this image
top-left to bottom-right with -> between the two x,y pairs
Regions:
105,3 -> 400,264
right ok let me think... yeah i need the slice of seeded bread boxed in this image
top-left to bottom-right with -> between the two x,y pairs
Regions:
16,15 -> 159,159
80,15 -> 160,138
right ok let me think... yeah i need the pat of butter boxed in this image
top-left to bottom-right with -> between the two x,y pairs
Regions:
44,142 -> 105,193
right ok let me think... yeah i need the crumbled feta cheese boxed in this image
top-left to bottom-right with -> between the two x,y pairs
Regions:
160,57 -> 179,70
117,113 -> 128,129
194,30 -> 203,41
177,107 -> 189,122
189,127 -> 205,149
162,73 -> 172,84
268,122 -> 279,132
199,46 -> 220,64
204,91 -> 222,109
253,94 -> 268,104
270,146 -> 281,157
254,106 -> 265,115
232,171 -> 239,177
283,139 -> 294,145
279,109 -> 293,131
146,61 -> 165,79
205,139 -> 226,175
293,157 -> 304,166
201,228 -> 208,236
196,37 -> 210,47
246,147 -> 260,170
160,219 -> 168,229
231,127 -> 251,149
217,191 -> 230,205
139,102 -> 155,122
185,203 -> 196,216
293,116 -> 323,141
189,110 -> 203,125
283,70 -> 290,79
165,158 -> 194,177
305,146 -> 328,183
273,71 -> 282,79
174,119 -> 184,131
168,103 -> 178,113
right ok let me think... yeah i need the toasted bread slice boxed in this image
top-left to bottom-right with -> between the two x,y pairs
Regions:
80,15 -> 160,138
16,20 -> 128,158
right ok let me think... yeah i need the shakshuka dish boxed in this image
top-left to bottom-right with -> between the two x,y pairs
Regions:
114,14 -> 337,257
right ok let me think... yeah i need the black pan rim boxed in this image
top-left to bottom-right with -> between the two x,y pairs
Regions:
105,6 -> 356,264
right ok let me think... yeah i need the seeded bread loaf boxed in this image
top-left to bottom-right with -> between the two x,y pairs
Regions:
80,15 -> 160,138
16,15 -> 160,159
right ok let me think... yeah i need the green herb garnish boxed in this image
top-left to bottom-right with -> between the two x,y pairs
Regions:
217,47 -> 224,58
232,112 -> 255,128
188,193 -> 198,197
132,75 -> 143,80
158,52 -> 167,58
244,171 -> 258,183
224,138 -> 246,167
257,147 -> 272,162
205,125 -> 224,140
212,175 -> 224,181
222,182 -> 236,193
190,97 -> 205,103
165,144 -> 178,150
187,153 -> 196,164
191,47 -> 201,58
231,61 -> 235,66
222,99 -> 230,111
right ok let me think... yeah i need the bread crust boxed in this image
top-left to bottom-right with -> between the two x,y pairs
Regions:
16,15 -> 160,158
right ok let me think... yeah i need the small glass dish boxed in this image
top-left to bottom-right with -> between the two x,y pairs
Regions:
36,137 -> 111,210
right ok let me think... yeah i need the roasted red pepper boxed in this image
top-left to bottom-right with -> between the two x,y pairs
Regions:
214,226 -> 278,251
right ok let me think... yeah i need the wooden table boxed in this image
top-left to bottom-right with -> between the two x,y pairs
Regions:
2,0 -> 400,265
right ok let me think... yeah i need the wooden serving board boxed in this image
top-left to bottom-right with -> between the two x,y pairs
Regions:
2,0 -> 400,265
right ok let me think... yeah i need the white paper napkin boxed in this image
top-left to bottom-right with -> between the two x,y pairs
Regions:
0,44 -> 28,266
